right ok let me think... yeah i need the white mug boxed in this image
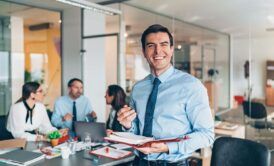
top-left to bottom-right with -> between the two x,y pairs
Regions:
61,146 -> 70,159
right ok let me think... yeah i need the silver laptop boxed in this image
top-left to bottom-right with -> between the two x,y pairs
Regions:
74,122 -> 107,142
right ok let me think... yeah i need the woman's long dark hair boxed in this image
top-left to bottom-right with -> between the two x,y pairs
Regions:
16,82 -> 40,103
107,85 -> 126,111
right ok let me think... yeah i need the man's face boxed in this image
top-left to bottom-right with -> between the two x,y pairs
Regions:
68,81 -> 83,99
143,32 -> 173,76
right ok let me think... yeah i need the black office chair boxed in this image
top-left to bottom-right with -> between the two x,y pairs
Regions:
0,115 -> 13,140
211,137 -> 270,166
242,101 -> 274,129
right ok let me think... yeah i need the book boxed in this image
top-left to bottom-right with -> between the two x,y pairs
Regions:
215,122 -> 239,130
0,149 -> 45,166
104,132 -> 188,148
89,147 -> 132,159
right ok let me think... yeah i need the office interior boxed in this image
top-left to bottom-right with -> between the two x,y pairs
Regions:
0,0 -> 274,165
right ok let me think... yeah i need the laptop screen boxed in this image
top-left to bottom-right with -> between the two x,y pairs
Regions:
74,122 -> 106,142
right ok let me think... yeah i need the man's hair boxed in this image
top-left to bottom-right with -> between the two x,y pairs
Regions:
67,78 -> 83,87
141,24 -> 173,50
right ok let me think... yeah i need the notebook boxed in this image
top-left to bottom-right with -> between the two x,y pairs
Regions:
74,122 -> 107,142
104,132 -> 189,147
0,149 -> 45,165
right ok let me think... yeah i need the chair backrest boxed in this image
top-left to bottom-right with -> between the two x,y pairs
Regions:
211,137 -> 270,166
242,101 -> 267,119
0,115 -> 13,140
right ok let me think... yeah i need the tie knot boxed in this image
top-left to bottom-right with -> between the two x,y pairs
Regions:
153,78 -> 161,86
73,101 -> 76,105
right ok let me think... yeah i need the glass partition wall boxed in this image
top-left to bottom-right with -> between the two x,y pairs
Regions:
0,1 -> 61,113
121,4 -> 230,115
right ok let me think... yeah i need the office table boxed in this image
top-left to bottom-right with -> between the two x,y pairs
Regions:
25,142 -> 135,166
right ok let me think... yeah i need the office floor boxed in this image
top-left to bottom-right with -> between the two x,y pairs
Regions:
219,105 -> 274,165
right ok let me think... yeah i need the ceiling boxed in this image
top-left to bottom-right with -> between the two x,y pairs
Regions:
3,0 -> 274,38
125,0 -> 274,38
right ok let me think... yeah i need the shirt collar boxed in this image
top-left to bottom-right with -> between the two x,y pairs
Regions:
150,65 -> 174,83
66,95 -> 82,103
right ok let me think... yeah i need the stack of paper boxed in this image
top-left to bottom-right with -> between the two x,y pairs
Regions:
90,147 -> 131,159
215,122 -> 239,130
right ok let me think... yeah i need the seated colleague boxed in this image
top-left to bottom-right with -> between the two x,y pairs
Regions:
51,78 -> 97,130
117,24 -> 214,165
6,82 -> 67,141
105,85 -> 126,134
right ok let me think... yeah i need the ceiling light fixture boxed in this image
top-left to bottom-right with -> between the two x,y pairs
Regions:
56,0 -> 122,15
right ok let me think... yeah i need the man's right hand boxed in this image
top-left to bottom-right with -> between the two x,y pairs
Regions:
117,105 -> 136,129
62,113 -> 73,121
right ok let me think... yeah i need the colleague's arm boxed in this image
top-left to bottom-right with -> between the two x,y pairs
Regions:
51,101 -> 70,128
85,99 -> 97,121
38,103 -> 57,134
166,83 -> 215,154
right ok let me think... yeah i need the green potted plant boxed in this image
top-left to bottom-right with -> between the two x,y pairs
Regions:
48,131 -> 61,147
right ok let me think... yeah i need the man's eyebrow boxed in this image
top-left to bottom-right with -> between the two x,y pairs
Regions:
146,41 -> 169,45
146,42 -> 155,46
160,41 -> 169,44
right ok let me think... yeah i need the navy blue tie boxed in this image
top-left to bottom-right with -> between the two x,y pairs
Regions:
143,78 -> 161,137
72,101 -> 77,131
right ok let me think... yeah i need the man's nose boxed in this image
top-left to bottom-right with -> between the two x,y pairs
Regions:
155,44 -> 161,54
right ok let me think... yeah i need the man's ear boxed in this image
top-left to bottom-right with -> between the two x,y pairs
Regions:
170,45 -> 174,56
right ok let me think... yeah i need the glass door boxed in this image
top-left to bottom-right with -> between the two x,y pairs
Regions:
0,17 -> 11,115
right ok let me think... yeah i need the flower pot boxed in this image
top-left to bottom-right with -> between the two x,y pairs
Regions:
51,138 -> 59,147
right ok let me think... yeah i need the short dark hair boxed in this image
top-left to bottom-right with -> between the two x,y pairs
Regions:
107,85 -> 126,111
67,78 -> 83,87
141,24 -> 173,50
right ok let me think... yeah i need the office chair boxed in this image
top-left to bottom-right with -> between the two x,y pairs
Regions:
211,137 -> 270,166
242,101 -> 274,130
0,115 -> 13,140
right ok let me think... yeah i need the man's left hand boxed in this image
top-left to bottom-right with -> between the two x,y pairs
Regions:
135,143 -> 169,154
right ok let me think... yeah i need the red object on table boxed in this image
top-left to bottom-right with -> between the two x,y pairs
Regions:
58,134 -> 69,144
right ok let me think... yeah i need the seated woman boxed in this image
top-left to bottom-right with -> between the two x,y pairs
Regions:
7,82 -> 67,141
105,85 -> 127,134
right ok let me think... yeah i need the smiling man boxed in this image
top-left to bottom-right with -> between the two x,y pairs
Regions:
117,24 -> 214,166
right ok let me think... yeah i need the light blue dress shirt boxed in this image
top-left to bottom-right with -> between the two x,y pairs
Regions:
51,95 -> 94,129
129,66 -> 214,162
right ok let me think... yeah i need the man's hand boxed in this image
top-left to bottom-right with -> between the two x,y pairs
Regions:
106,129 -> 113,136
135,143 -> 169,154
117,105 -> 136,129
59,128 -> 69,136
62,113 -> 73,121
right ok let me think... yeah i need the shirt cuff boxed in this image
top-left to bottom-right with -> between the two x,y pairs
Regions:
166,142 -> 179,154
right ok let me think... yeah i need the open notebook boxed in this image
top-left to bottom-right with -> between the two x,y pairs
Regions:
104,132 -> 188,147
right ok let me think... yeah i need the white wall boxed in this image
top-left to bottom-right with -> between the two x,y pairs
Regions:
232,36 -> 274,99
62,8 -> 82,93
83,11 -> 106,123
